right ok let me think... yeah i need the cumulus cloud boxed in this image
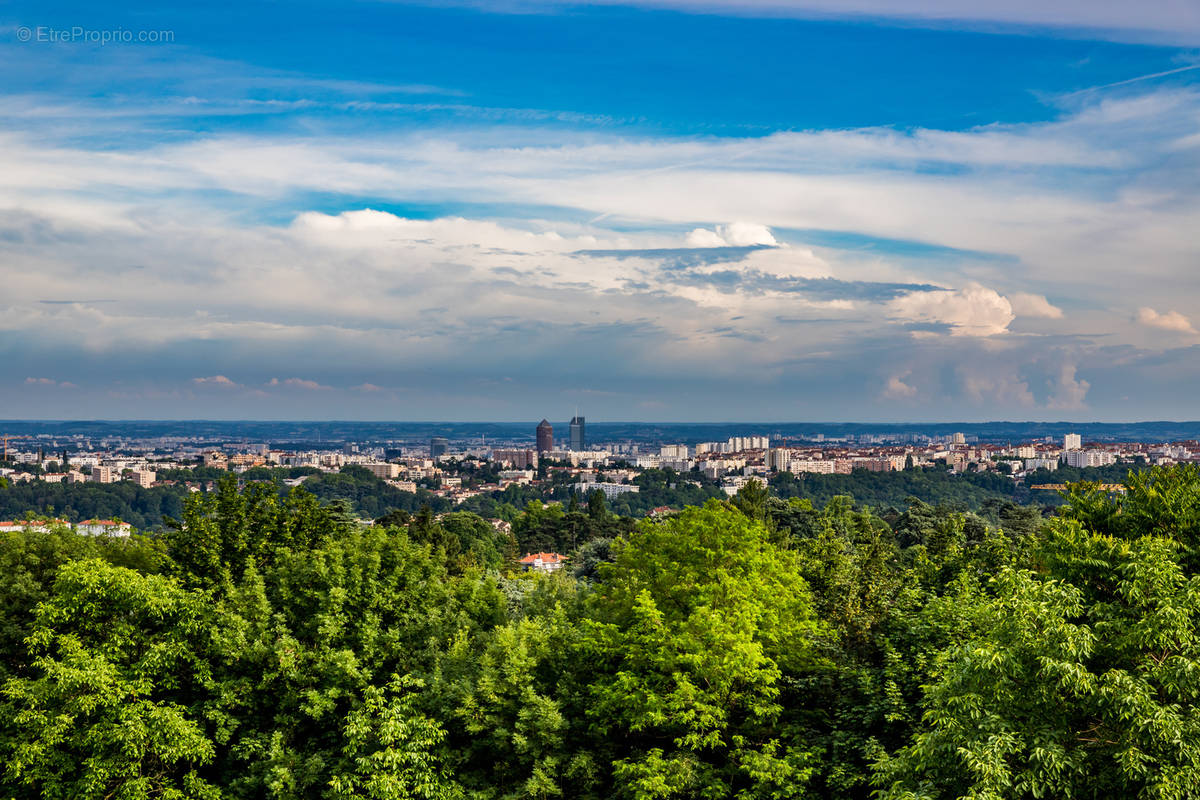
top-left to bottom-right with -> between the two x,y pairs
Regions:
3,68 -> 1200,417
882,373 -> 918,399
685,227 -> 728,247
888,284 -> 1014,336
1008,292 -> 1063,319
1136,307 -> 1197,334
192,375 -> 238,387
717,222 -> 777,247
1046,363 -> 1091,410
682,222 -> 777,247
958,364 -> 1036,407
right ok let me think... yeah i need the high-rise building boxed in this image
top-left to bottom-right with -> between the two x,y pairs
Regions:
951,432 -> 966,445
569,416 -> 585,451
536,419 -> 554,453
430,437 -> 449,458
766,448 -> 792,472
1064,433 -> 1082,451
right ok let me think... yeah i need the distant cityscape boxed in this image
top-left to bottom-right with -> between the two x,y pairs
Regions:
2,418 -> 1195,524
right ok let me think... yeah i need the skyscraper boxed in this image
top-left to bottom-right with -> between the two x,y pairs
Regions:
569,416 -> 585,451
536,419 -> 554,452
430,437 -> 449,458
1064,433 -> 1082,451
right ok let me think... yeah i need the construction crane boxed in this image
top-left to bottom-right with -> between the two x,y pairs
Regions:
1030,483 -> 1126,493
2,434 -> 29,463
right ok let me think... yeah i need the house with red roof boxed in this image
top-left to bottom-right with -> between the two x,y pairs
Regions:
518,552 -> 567,573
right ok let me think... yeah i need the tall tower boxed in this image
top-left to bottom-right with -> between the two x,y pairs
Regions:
430,437 -> 449,458
569,415 -> 585,451
536,419 -> 554,453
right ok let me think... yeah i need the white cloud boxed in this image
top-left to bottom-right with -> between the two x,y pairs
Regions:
1046,363 -> 1091,409
685,227 -> 727,247
888,284 -> 1014,336
267,377 -> 332,390
523,1 -> 1200,44
2,76 -> 1200,417
959,364 -> 1037,407
1008,292 -> 1064,319
882,373 -> 918,399
192,375 -> 238,387
716,222 -> 777,247
24,377 -> 77,388
1136,306 -> 1197,334
683,223 -> 777,247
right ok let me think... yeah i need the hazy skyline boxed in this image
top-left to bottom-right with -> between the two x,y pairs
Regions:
2,1 -> 1199,421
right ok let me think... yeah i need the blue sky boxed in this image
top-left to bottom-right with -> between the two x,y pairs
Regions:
1,0 -> 1199,420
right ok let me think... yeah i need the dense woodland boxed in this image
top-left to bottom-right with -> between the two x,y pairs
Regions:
2,464 -> 1200,798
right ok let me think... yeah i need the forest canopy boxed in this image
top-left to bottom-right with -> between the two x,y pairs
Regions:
2,465 -> 1200,799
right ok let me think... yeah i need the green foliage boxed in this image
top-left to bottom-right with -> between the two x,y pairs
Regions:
165,474 -> 346,588
329,675 -> 461,800
2,464 -> 1200,800
0,480 -> 190,530
579,501 -> 823,798
3,560 -> 218,800
511,499 -> 634,556
878,464 -> 1200,799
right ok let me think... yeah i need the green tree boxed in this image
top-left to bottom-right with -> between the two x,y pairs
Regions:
3,560 -> 218,800
579,501 -> 824,799
878,480 -> 1200,799
329,675 -> 461,800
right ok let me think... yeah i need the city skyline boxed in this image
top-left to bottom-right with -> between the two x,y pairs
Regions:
2,1 -> 1199,420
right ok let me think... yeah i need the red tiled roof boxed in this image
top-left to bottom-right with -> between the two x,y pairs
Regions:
519,552 -> 567,564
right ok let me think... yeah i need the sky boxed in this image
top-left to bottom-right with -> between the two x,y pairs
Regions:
1,0 -> 1198,422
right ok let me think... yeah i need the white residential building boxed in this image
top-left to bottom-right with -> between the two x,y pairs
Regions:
576,481 -> 640,499
1064,449 -> 1116,468
790,459 -> 836,474
363,462 -> 401,480
76,519 -> 132,537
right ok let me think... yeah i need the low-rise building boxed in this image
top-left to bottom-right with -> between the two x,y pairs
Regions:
492,448 -> 539,469
576,481 -> 640,499
363,462 -> 401,480
131,468 -> 156,488
519,552 -> 567,573
76,519 -> 132,536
